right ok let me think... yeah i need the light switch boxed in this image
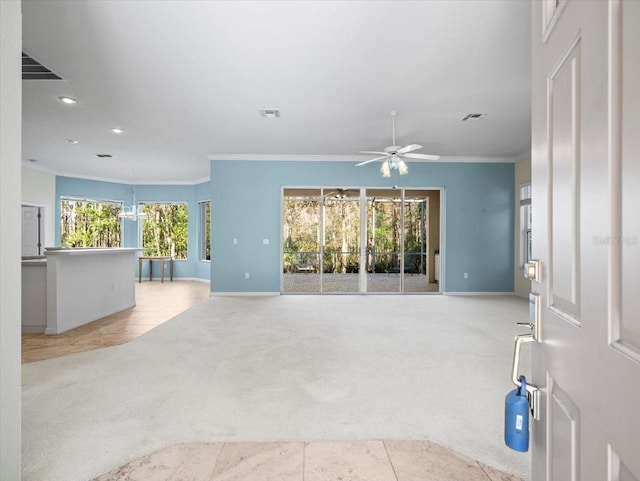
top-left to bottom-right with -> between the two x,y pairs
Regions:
263,238 -> 269,245
233,238 -> 238,245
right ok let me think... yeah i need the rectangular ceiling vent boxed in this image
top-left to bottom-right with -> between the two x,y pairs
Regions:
259,109 -> 280,118
95,154 -> 113,158
462,113 -> 487,121
22,52 -> 63,80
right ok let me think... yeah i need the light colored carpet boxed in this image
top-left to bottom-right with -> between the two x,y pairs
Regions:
22,294 -> 531,481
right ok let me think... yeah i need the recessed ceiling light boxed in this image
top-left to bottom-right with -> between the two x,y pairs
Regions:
58,96 -> 77,104
95,154 -> 113,158
66,139 -> 79,144
111,128 -> 123,134
462,113 -> 487,121
259,109 -> 280,118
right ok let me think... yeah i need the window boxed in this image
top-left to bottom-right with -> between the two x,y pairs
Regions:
520,183 -> 532,265
198,201 -> 211,261
60,197 -> 123,247
140,203 -> 188,259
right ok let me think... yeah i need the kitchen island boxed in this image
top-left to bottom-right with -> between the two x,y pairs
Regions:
44,248 -> 140,335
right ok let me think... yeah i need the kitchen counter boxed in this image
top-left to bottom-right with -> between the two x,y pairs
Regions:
43,248 -> 141,335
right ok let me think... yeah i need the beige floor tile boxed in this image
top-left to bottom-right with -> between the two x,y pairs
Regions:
98,325 -> 155,335
22,280 -> 209,363
91,442 -> 224,481
209,442 -> 303,481
478,462 -> 523,481
385,440 -> 491,481
88,441 -> 521,481
304,441 -> 397,481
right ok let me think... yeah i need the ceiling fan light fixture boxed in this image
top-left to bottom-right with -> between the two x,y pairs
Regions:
397,159 -> 409,175
381,160 -> 391,177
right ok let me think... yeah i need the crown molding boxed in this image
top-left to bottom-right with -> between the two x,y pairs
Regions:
22,162 -> 210,185
209,154 -> 518,163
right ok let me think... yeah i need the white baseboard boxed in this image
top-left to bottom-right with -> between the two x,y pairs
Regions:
22,325 -> 46,334
443,291 -> 516,296
135,277 -> 210,283
212,292 -> 280,297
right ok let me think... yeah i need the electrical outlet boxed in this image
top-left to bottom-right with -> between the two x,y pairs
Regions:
263,238 -> 269,245
245,272 -> 250,279
464,272 -> 469,279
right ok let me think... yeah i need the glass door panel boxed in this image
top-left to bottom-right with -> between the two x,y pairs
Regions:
322,188 -> 360,293
282,189 -> 321,293
403,190 -> 430,293
366,189 -> 401,292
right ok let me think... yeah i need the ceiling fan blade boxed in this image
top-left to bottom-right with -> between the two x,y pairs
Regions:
359,150 -> 388,156
355,155 -> 389,167
397,143 -> 423,154
402,153 -> 441,161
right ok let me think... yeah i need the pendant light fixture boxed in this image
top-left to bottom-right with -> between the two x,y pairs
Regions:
119,170 -> 147,221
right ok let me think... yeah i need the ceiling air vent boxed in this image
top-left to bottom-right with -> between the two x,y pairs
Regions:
259,109 -> 280,118
22,52 -> 63,80
95,154 -> 113,158
462,113 -> 487,121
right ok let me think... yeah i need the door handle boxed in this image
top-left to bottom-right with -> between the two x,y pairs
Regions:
511,333 -> 540,420
511,333 -> 534,388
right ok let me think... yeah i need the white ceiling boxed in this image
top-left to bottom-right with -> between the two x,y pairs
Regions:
21,0 -> 531,184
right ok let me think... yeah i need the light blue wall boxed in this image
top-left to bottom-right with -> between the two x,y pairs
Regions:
55,176 -> 211,280
209,160 -> 515,293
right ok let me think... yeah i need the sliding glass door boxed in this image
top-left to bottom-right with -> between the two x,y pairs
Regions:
282,187 -> 440,294
403,190 -> 432,293
322,190 -> 360,293
366,190 -> 402,292
282,189 -> 321,293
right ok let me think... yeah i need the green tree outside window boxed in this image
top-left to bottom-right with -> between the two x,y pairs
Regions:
141,203 -> 188,259
60,198 -> 122,248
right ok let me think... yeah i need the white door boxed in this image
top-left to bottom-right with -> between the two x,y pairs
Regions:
531,1 -> 640,480
21,205 -> 41,256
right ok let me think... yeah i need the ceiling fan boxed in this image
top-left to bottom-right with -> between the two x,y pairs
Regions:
324,188 -> 357,199
356,111 -> 440,177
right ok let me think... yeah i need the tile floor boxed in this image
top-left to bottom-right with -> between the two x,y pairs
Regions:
92,441 -> 521,481
22,280 -> 211,363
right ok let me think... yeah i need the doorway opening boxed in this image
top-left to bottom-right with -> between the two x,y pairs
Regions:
281,187 -> 442,294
